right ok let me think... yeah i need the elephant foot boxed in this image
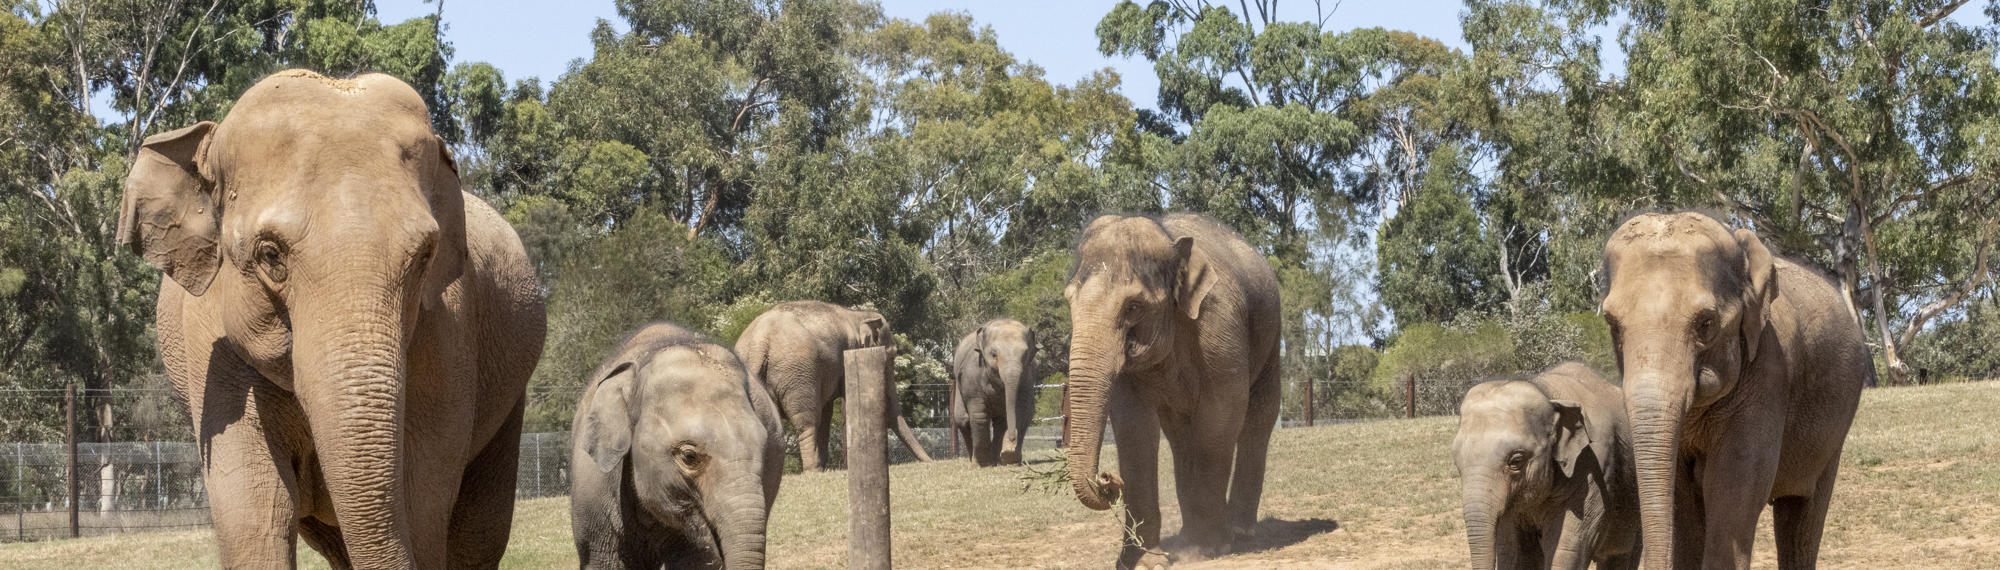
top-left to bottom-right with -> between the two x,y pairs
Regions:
999,449 -> 1022,465
1117,547 -> 1172,570
1232,522 -> 1256,540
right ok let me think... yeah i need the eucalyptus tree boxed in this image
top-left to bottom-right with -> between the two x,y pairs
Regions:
1613,0 -> 2000,384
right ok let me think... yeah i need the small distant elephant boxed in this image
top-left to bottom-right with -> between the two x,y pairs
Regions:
950,319 -> 1038,466
1062,213 -> 1283,568
1454,362 -> 1639,570
1601,212 -> 1867,569
119,70 -> 544,568
734,301 -> 935,471
571,322 -> 784,570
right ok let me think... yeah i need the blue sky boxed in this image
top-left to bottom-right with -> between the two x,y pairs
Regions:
376,0 -> 1483,109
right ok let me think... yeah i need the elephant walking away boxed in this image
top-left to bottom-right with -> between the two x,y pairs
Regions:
1600,212 -> 1867,569
1454,362 -> 1639,570
1062,213 -> 1283,569
117,70 -> 545,568
571,322 -> 784,570
951,319 -> 1038,466
734,301 -> 935,471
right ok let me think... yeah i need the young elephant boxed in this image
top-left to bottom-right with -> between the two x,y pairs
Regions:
571,323 -> 785,570
950,318 -> 1038,466
1454,362 -> 1639,570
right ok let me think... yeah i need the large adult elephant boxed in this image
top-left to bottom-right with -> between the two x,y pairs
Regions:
950,318 -> 1037,466
116,70 -> 545,568
1600,212 -> 1867,569
734,301 -> 934,472
1063,213 -> 1282,569
571,322 -> 783,570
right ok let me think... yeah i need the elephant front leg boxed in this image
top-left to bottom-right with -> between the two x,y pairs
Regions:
968,397 -> 997,466
204,420 -> 305,568
1699,445 -> 1781,569
1109,385 -> 1167,570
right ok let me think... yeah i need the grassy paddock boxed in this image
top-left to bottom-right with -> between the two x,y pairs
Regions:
0,381 -> 1993,568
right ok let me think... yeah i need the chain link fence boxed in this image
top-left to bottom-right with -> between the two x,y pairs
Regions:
0,373 -> 1481,543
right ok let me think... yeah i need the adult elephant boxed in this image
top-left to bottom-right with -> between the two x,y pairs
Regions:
734,301 -> 935,472
116,70 -> 544,568
950,318 -> 1038,466
1600,212 -> 1866,569
571,322 -> 783,570
1063,213 -> 1282,569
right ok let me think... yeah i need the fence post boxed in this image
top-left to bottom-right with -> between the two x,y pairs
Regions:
843,346 -> 892,570
1058,382 -> 1069,450
1302,375 -> 1315,427
1405,373 -> 1416,420
66,382 -> 78,538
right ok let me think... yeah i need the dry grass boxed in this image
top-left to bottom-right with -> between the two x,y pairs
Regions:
0,381 -> 1993,568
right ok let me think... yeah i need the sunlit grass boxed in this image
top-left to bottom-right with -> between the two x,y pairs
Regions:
1,381 -> 1993,568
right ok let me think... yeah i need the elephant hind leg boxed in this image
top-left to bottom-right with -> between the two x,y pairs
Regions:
445,404 -> 524,569
1228,362 -> 1282,539
299,517 -> 352,570
1773,462 -> 1841,570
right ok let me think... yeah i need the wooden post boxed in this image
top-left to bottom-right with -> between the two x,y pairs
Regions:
66,381 -> 78,538
1058,382 -> 1070,450
1302,374 -> 1315,427
843,346 -> 892,570
1405,373 -> 1416,419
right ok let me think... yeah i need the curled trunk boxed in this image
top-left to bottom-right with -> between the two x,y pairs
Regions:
1064,324 -> 1122,511
1624,374 -> 1692,570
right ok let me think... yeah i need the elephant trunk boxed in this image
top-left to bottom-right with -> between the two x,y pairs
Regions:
1461,489 -> 1500,570
1064,321 -> 1122,511
710,473 -> 771,570
290,276 -> 417,568
998,359 -> 1028,465
1625,371 -> 1693,570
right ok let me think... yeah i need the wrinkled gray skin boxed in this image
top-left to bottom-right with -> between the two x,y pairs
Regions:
1601,212 -> 1867,569
734,301 -> 935,471
119,70 -> 544,569
1063,214 -> 1283,569
1454,362 -> 1639,570
571,322 -> 784,570
950,319 -> 1038,466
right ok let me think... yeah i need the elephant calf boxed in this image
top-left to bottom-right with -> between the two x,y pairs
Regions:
571,322 -> 785,570
951,318 -> 1037,466
1453,362 -> 1639,570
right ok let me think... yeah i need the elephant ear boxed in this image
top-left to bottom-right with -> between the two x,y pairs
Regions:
1733,228 -> 1778,361
975,325 -> 989,363
1173,236 -> 1216,321
117,122 -> 221,296
582,362 -> 638,474
419,135 -> 468,309
1550,399 -> 1591,478
859,314 -> 888,347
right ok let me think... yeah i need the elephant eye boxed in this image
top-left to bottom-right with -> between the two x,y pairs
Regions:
1692,312 -> 1718,341
1506,451 -> 1527,473
1123,299 -> 1142,318
255,242 -> 288,284
675,443 -> 705,471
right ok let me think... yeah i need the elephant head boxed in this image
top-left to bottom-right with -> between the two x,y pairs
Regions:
971,320 -> 1037,464
582,345 -> 774,570
1600,211 -> 1776,570
1063,216 -> 1215,510
1452,380 -> 1592,570
117,70 -> 466,565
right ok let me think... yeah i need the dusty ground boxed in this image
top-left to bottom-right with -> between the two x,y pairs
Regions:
0,381 -> 1992,568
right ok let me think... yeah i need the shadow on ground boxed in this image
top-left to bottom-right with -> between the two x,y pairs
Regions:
1230,517 -> 1341,554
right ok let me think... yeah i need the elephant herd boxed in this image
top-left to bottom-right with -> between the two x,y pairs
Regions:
110,70 -> 1867,569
